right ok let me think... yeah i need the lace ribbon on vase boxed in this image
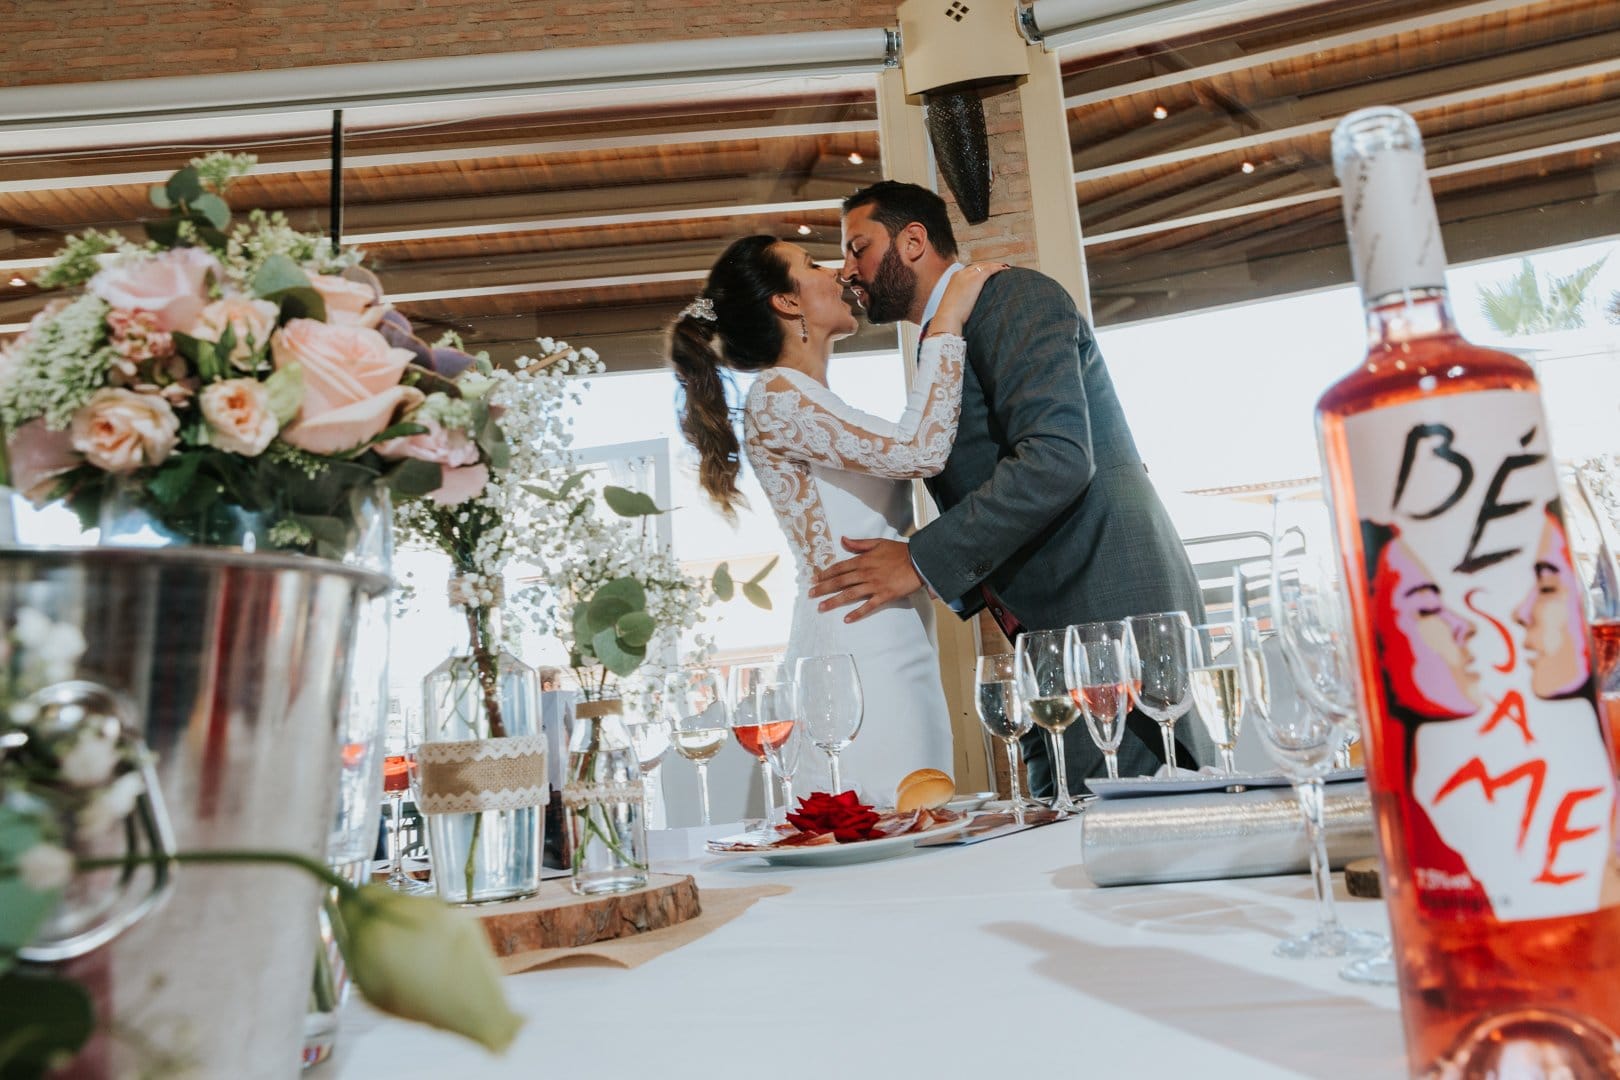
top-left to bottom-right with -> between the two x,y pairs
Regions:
416,734 -> 548,814
561,781 -> 646,809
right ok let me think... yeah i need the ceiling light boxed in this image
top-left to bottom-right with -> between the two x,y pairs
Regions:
847,152 -> 864,165
796,224 -> 812,236
1240,161 -> 1256,174
1151,105 -> 1168,120
7,276 -> 26,288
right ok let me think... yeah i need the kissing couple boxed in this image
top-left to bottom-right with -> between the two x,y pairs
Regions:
666,181 -> 1212,801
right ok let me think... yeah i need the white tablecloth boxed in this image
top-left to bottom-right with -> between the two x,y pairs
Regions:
322,818 -> 1407,1078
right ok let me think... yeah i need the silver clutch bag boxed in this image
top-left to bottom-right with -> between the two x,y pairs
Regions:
1080,780 -> 1377,887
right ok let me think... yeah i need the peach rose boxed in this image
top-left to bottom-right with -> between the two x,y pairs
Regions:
89,248 -> 220,333
375,416 -> 480,468
271,319 -> 422,455
191,296 -> 280,369
69,388 -> 179,473
430,464 -> 489,506
200,378 -> 278,457
310,273 -> 383,328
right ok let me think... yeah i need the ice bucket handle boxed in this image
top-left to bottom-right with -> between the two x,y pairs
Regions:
16,680 -> 178,963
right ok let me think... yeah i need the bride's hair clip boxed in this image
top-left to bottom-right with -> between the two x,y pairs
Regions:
679,296 -> 717,323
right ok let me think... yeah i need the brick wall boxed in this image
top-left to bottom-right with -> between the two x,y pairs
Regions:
3,1 -> 895,85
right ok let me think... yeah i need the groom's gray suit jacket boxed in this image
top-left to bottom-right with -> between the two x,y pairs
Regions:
908,268 -> 1213,786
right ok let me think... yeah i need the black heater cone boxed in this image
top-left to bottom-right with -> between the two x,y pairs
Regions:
925,88 -> 992,224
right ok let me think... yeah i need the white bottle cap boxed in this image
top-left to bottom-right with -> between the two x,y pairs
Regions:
1331,107 -> 1449,303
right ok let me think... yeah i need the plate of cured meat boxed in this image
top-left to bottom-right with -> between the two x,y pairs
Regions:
706,794 -> 969,866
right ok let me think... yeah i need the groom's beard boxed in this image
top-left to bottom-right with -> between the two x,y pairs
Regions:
861,245 -> 917,325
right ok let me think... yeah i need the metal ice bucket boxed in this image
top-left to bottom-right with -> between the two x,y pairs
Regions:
2,546 -> 387,1079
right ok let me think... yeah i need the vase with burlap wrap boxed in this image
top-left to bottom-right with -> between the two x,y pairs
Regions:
420,576 -> 544,903
564,698 -> 649,896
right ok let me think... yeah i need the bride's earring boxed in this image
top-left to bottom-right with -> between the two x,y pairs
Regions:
799,314 -> 809,343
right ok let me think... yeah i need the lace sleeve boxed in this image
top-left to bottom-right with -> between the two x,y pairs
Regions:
744,335 -> 965,480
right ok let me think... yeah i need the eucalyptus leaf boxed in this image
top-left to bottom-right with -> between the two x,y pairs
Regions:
615,611 -> 656,648
148,183 -> 172,210
591,625 -> 646,677
191,192 -> 231,230
252,254 -> 327,323
144,219 -> 180,247
571,604 -> 596,660
711,562 -> 734,601
585,594 -> 633,635
383,458 -> 442,497
602,486 -> 665,517
0,808 -> 58,959
164,165 -> 203,206
742,582 -> 772,610
146,453 -> 204,508
591,577 -> 646,616
746,555 -> 779,586
0,970 -> 96,1076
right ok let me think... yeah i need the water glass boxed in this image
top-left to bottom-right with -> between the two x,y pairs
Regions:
1128,612 -> 1195,776
1015,629 -> 1084,813
1064,621 -> 1131,781
662,667 -> 729,826
974,653 -> 1040,812
794,654 -> 863,794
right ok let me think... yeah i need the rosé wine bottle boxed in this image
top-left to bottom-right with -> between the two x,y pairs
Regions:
1318,106 -> 1620,1078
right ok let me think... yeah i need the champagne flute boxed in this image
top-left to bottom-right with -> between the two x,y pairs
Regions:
1190,622 -> 1245,775
1267,497 -> 1386,962
794,654 -> 863,795
663,668 -> 729,826
757,677 -> 802,826
1064,621 -> 1131,781
729,660 -> 786,825
974,653 -> 1040,812
1015,629 -> 1084,814
1128,612 -> 1195,776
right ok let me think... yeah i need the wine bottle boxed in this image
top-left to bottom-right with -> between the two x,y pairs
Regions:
1318,106 -> 1620,1076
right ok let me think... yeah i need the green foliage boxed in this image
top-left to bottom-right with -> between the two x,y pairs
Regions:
34,230 -> 134,291
0,970 -> 95,1079
1476,255 -> 1608,335
602,485 -> 665,516
251,254 -> 326,323
711,562 -> 735,601
574,575 -> 652,677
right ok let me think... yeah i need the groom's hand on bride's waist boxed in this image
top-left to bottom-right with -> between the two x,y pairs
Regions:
809,537 -> 923,623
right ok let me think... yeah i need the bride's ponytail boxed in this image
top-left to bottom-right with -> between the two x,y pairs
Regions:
666,235 -> 794,518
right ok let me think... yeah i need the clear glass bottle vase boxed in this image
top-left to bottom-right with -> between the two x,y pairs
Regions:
565,699 -> 649,896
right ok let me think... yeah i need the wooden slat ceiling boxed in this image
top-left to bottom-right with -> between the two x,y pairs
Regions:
1068,0 -> 1620,324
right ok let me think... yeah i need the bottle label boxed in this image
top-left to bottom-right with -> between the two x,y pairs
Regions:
1339,141 -> 1449,301
1343,389 -> 1619,922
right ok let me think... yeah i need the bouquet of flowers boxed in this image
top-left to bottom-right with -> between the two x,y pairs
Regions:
0,152 -> 497,554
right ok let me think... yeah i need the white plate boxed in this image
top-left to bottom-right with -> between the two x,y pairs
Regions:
1084,767 -> 1364,799
946,791 -> 998,813
708,817 -> 971,866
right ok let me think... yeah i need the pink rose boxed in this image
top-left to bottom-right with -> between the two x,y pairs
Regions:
69,388 -> 179,473
105,308 -> 174,365
89,248 -> 220,333
6,420 -> 81,502
271,319 -> 422,455
309,273 -> 383,328
190,296 -> 280,369
375,417 -> 480,468
431,464 -> 488,506
199,378 -> 278,457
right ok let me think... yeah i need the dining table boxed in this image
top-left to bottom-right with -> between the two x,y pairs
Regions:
320,813 -> 1408,1078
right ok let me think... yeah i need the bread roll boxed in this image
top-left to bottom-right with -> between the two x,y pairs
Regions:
896,768 -> 955,812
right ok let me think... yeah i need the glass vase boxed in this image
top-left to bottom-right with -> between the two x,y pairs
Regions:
418,593 -> 545,904
565,699 -> 649,896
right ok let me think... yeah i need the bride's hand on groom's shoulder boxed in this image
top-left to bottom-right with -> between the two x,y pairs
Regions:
809,537 -> 923,623
929,261 -> 1011,337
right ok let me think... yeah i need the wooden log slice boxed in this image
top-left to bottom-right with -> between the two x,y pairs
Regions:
1344,857 -> 1382,899
476,873 -> 702,956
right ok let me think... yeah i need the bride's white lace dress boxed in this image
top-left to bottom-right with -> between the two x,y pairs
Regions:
742,335 -> 965,801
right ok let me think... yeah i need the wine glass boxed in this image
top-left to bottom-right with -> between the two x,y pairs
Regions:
1064,621 -> 1131,781
662,667 -> 729,826
382,710 -> 430,894
757,676 -> 802,825
1127,612 -> 1195,776
793,654 -> 862,795
1015,629 -> 1084,814
729,660 -> 786,824
1190,622 -> 1245,775
974,653 -> 1040,813
1267,497 -> 1387,962
623,696 -> 672,826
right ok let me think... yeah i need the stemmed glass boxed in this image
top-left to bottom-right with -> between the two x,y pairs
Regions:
1267,498 -> 1387,963
974,653 -> 1040,813
382,709 -> 430,894
757,676 -> 802,825
1064,621 -> 1131,781
662,667 -> 729,826
623,698 -> 672,826
1189,622 -> 1245,776
1014,629 -> 1084,814
794,654 -> 862,795
1128,612 -> 1195,777
730,661 -> 787,824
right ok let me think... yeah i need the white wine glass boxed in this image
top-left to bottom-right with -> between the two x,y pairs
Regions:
974,653 -> 1040,813
663,667 -> 729,826
1128,612 -> 1195,776
729,660 -> 785,824
757,676 -> 802,826
1267,497 -> 1386,962
794,654 -> 862,795
1190,622 -> 1245,776
1064,621 -> 1130,781
1015,629 -> 1084,814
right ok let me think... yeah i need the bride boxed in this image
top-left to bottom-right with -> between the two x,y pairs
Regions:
667,234 -> 1003,800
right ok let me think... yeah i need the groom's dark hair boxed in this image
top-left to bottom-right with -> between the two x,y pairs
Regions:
843,181 -> 959,259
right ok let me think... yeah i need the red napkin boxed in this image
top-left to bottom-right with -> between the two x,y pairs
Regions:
785,791 -> 882,842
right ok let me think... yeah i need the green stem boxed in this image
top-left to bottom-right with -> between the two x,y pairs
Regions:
75,850 -> 354,896
463,814 -> 482,902
462,605 -> 507,740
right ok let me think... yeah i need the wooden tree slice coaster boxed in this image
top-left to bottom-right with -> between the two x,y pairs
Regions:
476,873 -> 702,957
1344,857 -> 1382,899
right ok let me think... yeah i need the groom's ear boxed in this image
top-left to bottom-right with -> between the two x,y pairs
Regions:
897,221 -> 931,263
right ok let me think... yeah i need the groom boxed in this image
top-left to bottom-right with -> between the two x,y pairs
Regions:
810,180 -> 1212,793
